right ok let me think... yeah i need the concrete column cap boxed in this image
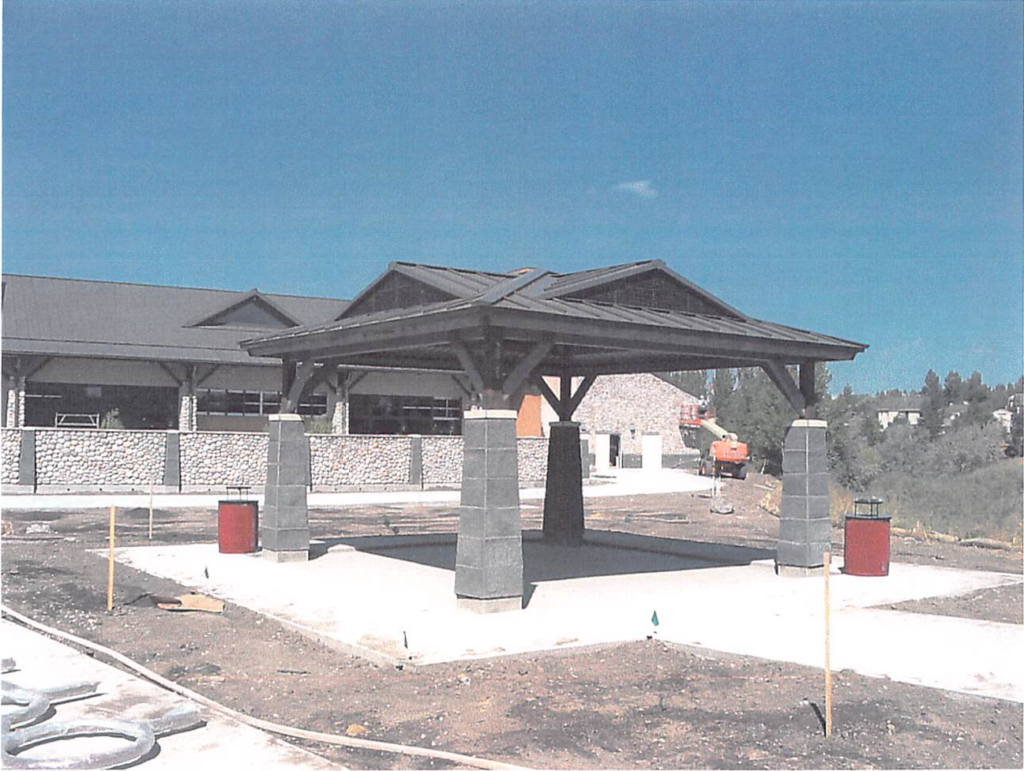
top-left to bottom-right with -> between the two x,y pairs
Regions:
791,419 -> 828,428
269,414 -> 304,422
464,409 -> 518,420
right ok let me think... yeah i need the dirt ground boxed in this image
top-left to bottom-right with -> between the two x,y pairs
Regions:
2,472 -> 1022,769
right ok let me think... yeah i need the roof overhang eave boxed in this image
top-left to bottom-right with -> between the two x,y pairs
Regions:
241,303 -> 866,366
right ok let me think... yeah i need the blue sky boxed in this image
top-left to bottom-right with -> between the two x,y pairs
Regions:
3,1 -> 1022,394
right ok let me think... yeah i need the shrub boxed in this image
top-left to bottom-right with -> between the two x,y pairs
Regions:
305,416 -> 334,434
100,409 -> 124,429
868,459 -> 1023,541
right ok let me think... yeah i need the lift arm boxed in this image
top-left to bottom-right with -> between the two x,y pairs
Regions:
699,419 -> 738,442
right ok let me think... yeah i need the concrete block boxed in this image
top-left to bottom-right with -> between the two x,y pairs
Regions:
484,477 -> 520,508
777,540 -> 830,568
481,536 -> 523,567
18,429 -> 35,489
483,565 -> 524,597
163,432 -> 180,490
261,526 -> 311,552
782,450 -> 807,474
408,435 -> 423,486
261,549 -> 308,563
276,484 -> 307,511
779,517 -> 832,545
484,449 -> 518,478
456,596 -> 522,613
461,449 -> 486,481
781,494 -> 830,521
455,534 -> 483,566
462,419 -> 486,450
453,565 -> 483,596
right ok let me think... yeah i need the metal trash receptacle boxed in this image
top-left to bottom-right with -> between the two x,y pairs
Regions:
218,494 -> 259,554
844,496 -> 890,576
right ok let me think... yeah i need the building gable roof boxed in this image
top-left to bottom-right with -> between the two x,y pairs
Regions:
184,289 -> 302,329
1,275 -> 347,366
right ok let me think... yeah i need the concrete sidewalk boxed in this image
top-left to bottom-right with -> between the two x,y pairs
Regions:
1,620 -> 341,769
0,467 -> 714,511
113,531 -> 1024,703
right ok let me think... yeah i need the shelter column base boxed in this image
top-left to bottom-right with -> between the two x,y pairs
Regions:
777,419 -> 830,575
455,409 -> 524,610
542,422 -> 585,545
261,414 -> 310,561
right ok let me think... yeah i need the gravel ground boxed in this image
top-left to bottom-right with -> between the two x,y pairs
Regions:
2,473 -> 1022,769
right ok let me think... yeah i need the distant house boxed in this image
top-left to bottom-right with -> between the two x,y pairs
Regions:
876,394 -> 924,430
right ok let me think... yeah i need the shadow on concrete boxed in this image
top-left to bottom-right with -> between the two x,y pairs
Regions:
320,531 -> 775,607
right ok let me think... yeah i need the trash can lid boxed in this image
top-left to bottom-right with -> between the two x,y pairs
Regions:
854,496 -> 885,505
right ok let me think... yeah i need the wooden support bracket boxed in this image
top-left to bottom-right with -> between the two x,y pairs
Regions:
282,359 -> 316,413
450,341 -> 487,394
502,339 -> 554,396
761,360 -> 807,417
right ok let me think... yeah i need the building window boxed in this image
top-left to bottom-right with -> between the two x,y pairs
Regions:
349,394 -> 462,435
196,389 -> 327,417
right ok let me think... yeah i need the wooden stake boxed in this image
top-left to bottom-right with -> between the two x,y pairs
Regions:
148,483 -> 154,540
107,505 -> 116,612
824,550 -> 832,738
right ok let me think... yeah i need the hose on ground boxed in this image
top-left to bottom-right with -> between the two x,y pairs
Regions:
1,604 -> 530,771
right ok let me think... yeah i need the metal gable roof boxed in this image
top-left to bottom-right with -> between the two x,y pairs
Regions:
241,261 -> 867,371
1,274 -> 348,365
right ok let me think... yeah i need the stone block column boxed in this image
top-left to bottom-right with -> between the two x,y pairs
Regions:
4,377 -> 25,428
261,414 -> 310,562
455,409 -> 523,612
777,419 -> 830,575
542,422 -> 585,545
177,383 -> 197,432
330,397 -> 348,434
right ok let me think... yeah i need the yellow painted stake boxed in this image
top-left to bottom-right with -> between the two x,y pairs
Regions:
824,550 -> 833,738
148,483 -> 154,540
107,505 -> 116,612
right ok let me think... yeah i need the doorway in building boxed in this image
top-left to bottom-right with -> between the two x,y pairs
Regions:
609,433 -> 621,467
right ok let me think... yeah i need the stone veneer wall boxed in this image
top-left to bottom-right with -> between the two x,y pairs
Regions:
34,429 -> 165,487
422,436 -> 463,486
309,434 -> 413,487
572,373 -> 698,455
516,437 -> 549,483
180,431 -> 269,487
1,429 -> 22,485
5,429 -> 550,492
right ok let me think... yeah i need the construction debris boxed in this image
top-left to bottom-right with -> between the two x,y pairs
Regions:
154,593 -> 225,613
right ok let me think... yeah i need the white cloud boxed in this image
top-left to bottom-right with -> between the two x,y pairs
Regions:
613,180 -> 658,199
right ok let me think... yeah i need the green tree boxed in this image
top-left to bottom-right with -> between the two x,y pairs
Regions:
710,368 -> 735,416
726,367 -> 793,474
943,371 -> 963,404
661,370 -> 708,400
861,412 -> 884,447
920,369 -> 944,439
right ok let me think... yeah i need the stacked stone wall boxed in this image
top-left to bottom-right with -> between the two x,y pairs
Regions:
517,437 -> 548,483
573,373 -> 698,455
4,429 -> 550,491
1,429 -> 22,485
34,429 -> 165,487
309,435 -> 412,487
180,431 -> 269,487
422,436 -> 463,485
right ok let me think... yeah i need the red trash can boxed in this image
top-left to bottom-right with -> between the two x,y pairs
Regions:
844,497 -> 890,576
218,501 -> 259,554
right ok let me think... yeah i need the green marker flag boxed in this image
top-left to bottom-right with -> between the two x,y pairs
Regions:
651,610 -> 659,627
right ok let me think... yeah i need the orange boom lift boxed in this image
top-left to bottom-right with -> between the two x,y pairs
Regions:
680,403 -> 750,480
